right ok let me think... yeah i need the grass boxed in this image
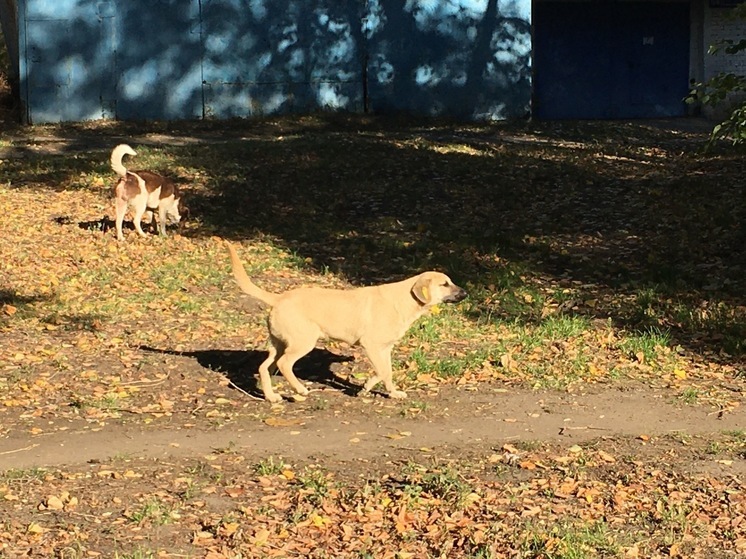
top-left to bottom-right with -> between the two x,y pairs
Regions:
618,326 -> 672,365
396,463 -> 473,506
679,386 -> 700,405
520,521 -> 621,559
0,468 -> 48,485
294,467 -> 332,506
5,116 -> 746,558
127,498 -> 177,526
1,117 -> 744,401
253,456 -> 288,476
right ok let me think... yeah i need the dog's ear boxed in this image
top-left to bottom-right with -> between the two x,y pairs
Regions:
411,275 -> 432,305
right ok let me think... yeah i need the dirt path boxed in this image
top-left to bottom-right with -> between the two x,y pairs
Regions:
2,384 -> 742,470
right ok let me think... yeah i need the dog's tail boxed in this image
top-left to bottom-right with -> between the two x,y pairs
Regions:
225,241 -> 280,307
111,144 -> 137,178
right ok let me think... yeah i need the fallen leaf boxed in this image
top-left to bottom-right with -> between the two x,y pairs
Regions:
27,522 -> 44,535
598,450 -> 616,463
264,417 -> 304,427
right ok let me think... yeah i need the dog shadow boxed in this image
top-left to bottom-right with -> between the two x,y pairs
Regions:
72,215 -> 117,234
53,214 -> 120,235
59,212 -> 190,237
140,345 -> 359,399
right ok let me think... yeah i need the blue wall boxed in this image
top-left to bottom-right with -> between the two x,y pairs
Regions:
16,0 -> 532,123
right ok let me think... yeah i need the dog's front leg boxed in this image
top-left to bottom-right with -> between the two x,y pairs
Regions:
157,205 -> 168,236
362,345 -> 407,399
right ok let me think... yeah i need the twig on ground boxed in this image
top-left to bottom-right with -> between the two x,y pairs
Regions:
0,443 -> 39,456
228,380 -> 264,401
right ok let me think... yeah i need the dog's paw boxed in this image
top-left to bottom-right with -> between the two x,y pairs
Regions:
389,389 -> 408,399
295,384 -> 310,396
264,392 -> 283,404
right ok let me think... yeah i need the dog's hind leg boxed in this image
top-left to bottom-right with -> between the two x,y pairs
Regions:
115,197 -> 128,241
131,198 -> 148,238
258,336 -> 283,403
362,345 -> 407,399
274,338 -> 313,398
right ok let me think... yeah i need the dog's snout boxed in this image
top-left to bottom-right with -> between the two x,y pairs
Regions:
445,286 -> 467,303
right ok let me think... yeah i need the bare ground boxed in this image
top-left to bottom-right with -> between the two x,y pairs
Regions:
1,381 -> 744,473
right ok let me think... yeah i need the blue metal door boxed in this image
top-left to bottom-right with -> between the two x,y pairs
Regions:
533,1 -> 691,119
20,0 -> 117,122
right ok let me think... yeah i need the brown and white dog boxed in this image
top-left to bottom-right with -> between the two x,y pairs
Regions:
111,144 -> 181,241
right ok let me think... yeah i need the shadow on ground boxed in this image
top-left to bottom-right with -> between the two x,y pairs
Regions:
140,345 -> 358,399
2,115 -> 744,366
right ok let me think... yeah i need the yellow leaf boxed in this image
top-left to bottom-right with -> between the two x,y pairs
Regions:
221,522 -> 240,536
310,513 -> 330,527
673,369 -> 687,379
264,417 -> 304,427
27,522 -> 44,534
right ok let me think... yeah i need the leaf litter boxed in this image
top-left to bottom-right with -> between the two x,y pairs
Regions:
0,115 -> 744,556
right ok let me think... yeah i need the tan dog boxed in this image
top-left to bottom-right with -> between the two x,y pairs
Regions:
111,144 -> 181,241
226,242 -> 467,403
